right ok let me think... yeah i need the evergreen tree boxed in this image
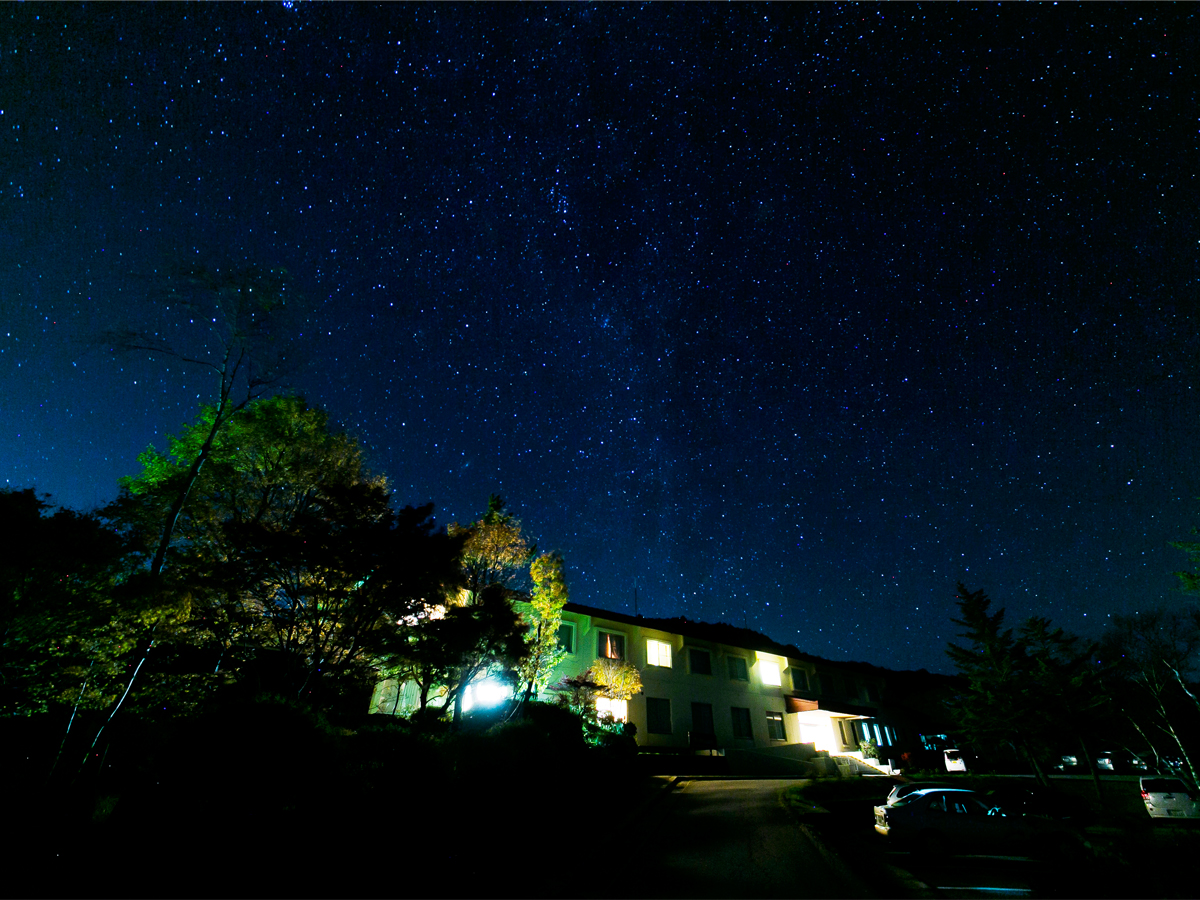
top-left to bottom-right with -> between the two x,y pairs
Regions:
946,584 -> 1104,787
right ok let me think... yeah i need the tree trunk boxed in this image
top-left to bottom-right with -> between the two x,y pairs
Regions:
452,683 -> 464,728
1160,706 -> 1200,786
1077,735 -> 1105,809
75,645 -> 152,782
149,387 -> 232,579
1124,713 -> 1161,767
1020,741 -> 1051,788
47,661 -> 94,782
1167,663 -> 1200,719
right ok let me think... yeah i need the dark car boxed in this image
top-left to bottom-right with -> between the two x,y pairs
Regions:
886,781 -> 954,806
984,784 -> 1085,821
873,787 -> 1081,857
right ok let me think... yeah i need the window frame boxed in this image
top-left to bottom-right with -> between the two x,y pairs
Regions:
646,697 -> 672,735
727,656 -> 749,682
688,647 -> 713,676
556,622 -> 575,655
690,702 -> 715,737
646,638 -> 672,668
766,710 -> 786,741
597,630 -> 626,661
790,667 -> 809,692
731,706 -> 753,740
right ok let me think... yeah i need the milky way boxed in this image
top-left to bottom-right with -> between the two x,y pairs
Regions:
2,4 -> 1196,671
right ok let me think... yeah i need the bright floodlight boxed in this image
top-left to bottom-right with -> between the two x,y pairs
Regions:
463,677 -> 509,712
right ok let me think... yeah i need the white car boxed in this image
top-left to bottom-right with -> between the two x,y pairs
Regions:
1140,777 -> 1200,819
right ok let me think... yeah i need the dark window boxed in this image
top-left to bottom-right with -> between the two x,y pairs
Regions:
766,711 -> 786,741
731,706 -> 753,739
790,667 -> 809,691
647,697 -> 672,734
598,631 -> 625,660
689,648 -> 712,675
691,702 -> 715,736
557,623 -> 574,654
727,656 -> 749,681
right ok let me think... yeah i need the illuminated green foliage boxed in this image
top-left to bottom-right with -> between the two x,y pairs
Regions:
112,395 -> 461,711
448,495 -> 534,603
516,551 -> 570,700
591,657 -> 642,702
0,489 -> 134,715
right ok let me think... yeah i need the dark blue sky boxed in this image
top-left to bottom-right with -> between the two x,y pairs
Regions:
2,4 -> 1196,672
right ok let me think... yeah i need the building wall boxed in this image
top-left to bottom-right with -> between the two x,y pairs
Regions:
542,606 -> 890,755
366,600 -> 897,759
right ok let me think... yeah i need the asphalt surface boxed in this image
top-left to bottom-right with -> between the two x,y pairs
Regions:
623,778 -> 873,899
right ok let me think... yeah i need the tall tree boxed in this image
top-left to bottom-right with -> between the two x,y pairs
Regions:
0,489 -> 129,716
378,584 -> 527,726
1017,617 -> 1108,804
449,495 -> 533,604
82,266 -> 299,759
515,551 -> 570,706
1099,610 -> 1200,784
945,585 -> 1047,782
111,395 -> 461,710
220,485 -> 463,707
102,264 -> 298,580
945,584 -> 1103,787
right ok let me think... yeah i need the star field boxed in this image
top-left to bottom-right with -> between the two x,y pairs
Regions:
2,4 -> 1196,672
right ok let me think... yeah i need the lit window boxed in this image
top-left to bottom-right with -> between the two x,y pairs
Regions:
689,648 -> 712,675
598,631 -> 625,660
727,656 -> 749,681
596,696 -> 628,722
759,661 -> 782,686
766,711 -> 786,741
647,639 -> 672,667
557,623 -> 575,654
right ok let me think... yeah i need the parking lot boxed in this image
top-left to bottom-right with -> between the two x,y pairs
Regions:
786,775 -> 1200,898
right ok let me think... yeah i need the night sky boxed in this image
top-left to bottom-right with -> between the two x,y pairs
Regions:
3,4 -> 1197,673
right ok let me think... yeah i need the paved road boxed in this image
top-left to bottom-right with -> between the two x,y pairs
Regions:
624,778 -> 873,898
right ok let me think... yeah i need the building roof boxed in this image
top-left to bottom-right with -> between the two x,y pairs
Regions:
562,601 -> 906,678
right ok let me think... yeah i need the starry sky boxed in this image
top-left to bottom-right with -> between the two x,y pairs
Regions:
2,4 -> 1197,673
